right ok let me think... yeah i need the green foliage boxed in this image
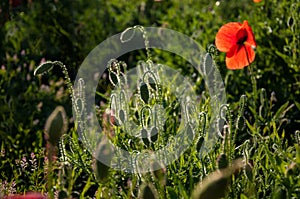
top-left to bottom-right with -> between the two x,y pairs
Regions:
0,0 -> 299,198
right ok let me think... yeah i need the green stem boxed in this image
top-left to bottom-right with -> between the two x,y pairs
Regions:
243,45 -> 258,128
248,64 -> 258,128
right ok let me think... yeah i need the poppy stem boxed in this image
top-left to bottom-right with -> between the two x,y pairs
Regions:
247,63 -> 258,128
243,45 -> 258,127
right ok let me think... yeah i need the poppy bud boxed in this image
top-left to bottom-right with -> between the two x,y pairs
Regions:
203,53 -> 213,76
150,126 -> 158,143
244,161 -> 253,181
93,138 -> 112,182
34,61 -> 55,76
286,162 -> 299,177
141,128 -> 150,147
192,159 -> 244,199
148,76 -> 157,91
217,154 -> 228,169
151,161 -> 167,186
196,137 -> 204,151
44,106 -> 68,146
140,83 -> 149,104
138,183 -> 158,199
271,187 -> 287,199
109,71 -> 119,86
186,123 -> 194,143
119,109 -> 126,123
236,116 -> 246,130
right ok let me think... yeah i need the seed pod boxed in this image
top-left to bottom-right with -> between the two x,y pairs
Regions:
140,83 -> 149,104
150,127 -> 158,143
44,106 -> 68,146
34,61 -> 55,76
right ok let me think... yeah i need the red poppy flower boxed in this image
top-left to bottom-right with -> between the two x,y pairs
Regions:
215,20 -> 257,70
9,0 -> 22,7
4,192 -> 48,199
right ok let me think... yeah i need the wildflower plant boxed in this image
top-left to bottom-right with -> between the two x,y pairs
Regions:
1,0 -> 300,198
29,18 -> 300,197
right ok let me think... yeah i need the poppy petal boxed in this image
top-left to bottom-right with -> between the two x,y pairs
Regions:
225,44 -> 255,69
215,22 -> 242,52
242,20 -> 257,48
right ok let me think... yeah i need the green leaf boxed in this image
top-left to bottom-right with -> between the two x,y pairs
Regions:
296,145 -> 300,165
294,101 -> 300,111
245,119 -> 256,134
80,176 -> 93,199
96,91 -> 109,100
240,193 -> 249,199
272,101 -> 291,121
166,187 -> 178,199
